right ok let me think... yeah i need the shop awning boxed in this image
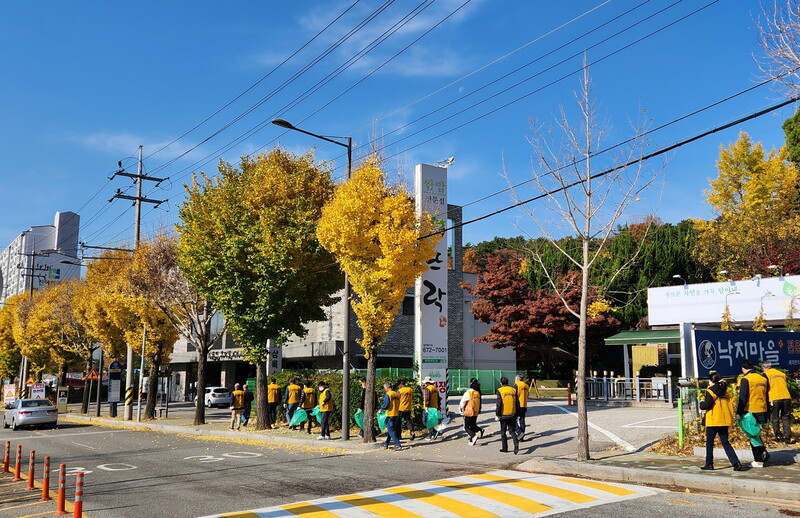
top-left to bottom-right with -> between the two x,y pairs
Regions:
604,329 -> 680,345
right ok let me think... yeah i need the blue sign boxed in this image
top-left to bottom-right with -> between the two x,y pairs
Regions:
694,330 -> 800,378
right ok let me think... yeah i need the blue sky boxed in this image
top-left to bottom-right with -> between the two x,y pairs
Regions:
0,0 -> 793,252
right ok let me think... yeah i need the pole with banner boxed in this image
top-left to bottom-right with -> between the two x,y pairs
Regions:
108,361 -> 122,417
414,163 -> 449,414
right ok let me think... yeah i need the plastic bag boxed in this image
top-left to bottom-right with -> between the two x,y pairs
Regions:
376,411 -> 388,431
353,409 -> 364,429
738,412 -> 763,447
310,406 -> 323,421
425,407 -> 441,429
289,408 -> 308,427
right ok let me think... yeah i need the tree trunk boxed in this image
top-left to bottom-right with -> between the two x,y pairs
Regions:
255,362 -> 270,431
145,360 -> 159,419
193,346 -> 207,426
363,353 -> 377,443
80,354 -> 92,414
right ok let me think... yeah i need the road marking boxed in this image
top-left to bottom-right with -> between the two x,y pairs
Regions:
97,463 -> 137,471
621,415 -> 676,429
533,400 -> 636,452
200,470 -> 660,518
71,441 -> 98,450
1,430 -> 114,441
223,452 -> 263,459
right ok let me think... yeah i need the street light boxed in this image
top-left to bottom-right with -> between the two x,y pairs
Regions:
671,274 -> 687,286
271,118 -> 353,441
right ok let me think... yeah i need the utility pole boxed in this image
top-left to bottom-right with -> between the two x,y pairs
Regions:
110,146 -> 165,421
16,248 -> 52,397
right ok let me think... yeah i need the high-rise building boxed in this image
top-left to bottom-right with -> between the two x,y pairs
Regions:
0,211 -> 81,302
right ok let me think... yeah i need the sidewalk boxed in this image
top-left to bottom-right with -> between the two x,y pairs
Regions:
518,449 -> 800,501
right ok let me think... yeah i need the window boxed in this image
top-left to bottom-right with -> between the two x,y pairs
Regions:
402,296 -> 414,315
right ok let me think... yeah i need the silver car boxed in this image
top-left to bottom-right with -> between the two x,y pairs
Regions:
3,399 -> 58,430
195,387 -> 232,408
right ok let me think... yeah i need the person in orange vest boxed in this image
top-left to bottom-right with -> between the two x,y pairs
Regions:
300,380 -> 317,434
317,381 -> 333,440
266,378 -> 281,429
284,378 -> 302,430
496,377 -> 519,454
229,383 -> 245,431
736,359 -> 770,467
397,380 -> 415,440
699,372 -> 743,471
380,382 -> 403,450
459,378 -> 484,446
514,374 -> 530,442
422,376 -> 440,440
762,361 -> 794,444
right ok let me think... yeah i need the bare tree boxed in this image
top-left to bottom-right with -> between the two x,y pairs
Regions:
128,235 -> 226,425
757,0 -> 800,96
515,63 -> 658,461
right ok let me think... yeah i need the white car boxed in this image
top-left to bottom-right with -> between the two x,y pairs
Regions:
195,387 -> 232,408
4,399 -> 58,430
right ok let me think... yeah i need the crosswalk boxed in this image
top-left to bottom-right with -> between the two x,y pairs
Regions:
201,470 -> 661,518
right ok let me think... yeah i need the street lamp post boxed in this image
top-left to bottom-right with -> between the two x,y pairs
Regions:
271,118 -> 353,440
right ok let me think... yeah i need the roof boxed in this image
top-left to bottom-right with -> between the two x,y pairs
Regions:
604,329 -> 681,346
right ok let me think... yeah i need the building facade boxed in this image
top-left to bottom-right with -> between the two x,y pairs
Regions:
0,211 -> 81,302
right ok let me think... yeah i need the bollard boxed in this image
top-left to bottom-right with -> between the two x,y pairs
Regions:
26,450 -> 36,490
12,444 -> 22,481
567,383 -> 572,406
39,456 -> 51,502
3,440 -> 9,473
54,463 -> 67,515
73,472 -> 84,518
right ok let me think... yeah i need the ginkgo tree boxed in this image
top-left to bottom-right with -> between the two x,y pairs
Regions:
0,297 -> 23,383
317,160 -> 441,442
178,149 -> 341,430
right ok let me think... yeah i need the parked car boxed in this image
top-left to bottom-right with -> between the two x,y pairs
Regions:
195,386 -> 232,408
3,399 -> 58,430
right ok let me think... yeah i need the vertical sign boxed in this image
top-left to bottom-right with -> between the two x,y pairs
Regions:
108,361 -> 122,404
266,339 -> 283,376
414,163 -> 448,408
3,384 -> 16,407
30,383 -> 46,399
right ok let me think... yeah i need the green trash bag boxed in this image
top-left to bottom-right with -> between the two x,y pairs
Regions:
289,408 -> 308,427
353,409 -> 365,429
425,407 -> 441,429
738,412 -> 764,447
376,411 -> 388,431
310,406 -> 323,421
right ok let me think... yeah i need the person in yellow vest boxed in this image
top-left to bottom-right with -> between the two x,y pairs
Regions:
736,359 -> 770,467
514,374 -> 530,442
459,378 -> 484,446
422,376 -> 440,440
266,378 -> 281,429
762,361 -> 794,444
397,380 -> 415,440
284,378 -> 302,429
380,382 -> 404,450
229,383 -> 245,431
317,381 -> 333,440
699,372 -> 743,471
496,377 -> 519,454
300,380 -> 317,435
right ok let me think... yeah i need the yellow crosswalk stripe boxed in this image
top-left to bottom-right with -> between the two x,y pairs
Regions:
219,512 -> 262,518
431,478 -> 552,514
336,494 -> 426,518
383,486 -> 497,518
281,502 -> 340,517
470,473 -> 598,503
556,477 -> 637,496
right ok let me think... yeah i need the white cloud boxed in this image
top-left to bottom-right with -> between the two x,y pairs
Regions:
72,132 -> 210,164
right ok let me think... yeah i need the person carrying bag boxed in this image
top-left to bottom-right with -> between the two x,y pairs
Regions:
699,372 -> 743,471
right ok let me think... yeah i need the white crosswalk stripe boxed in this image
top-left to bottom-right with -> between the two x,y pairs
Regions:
199,470 -> 663,518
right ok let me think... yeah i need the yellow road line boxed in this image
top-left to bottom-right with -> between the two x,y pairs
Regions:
382,486 -> 497,518
336,494 -> 426,518
3,500 -> 52,515
0,492 -> 40,504
556,478 -> 636,496
431,479 -> 552,514
471,474 -> 597,504
281,502 -> 341,517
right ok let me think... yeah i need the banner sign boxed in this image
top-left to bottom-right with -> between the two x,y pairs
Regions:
3,384 -> 15,406
30,383 -> 46,399
266,339 -> 282,375
694,330 -> 799,378
414,163 -> 449,407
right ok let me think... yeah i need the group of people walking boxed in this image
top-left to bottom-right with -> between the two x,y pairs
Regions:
701,359 -> 794,471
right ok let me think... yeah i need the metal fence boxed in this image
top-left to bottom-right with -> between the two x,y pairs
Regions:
584,375 -> 676,404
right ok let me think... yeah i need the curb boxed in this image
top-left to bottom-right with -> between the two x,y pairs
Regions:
63,414 -> 384,452
515,457 -> 799,501
691,446 -> 800,464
